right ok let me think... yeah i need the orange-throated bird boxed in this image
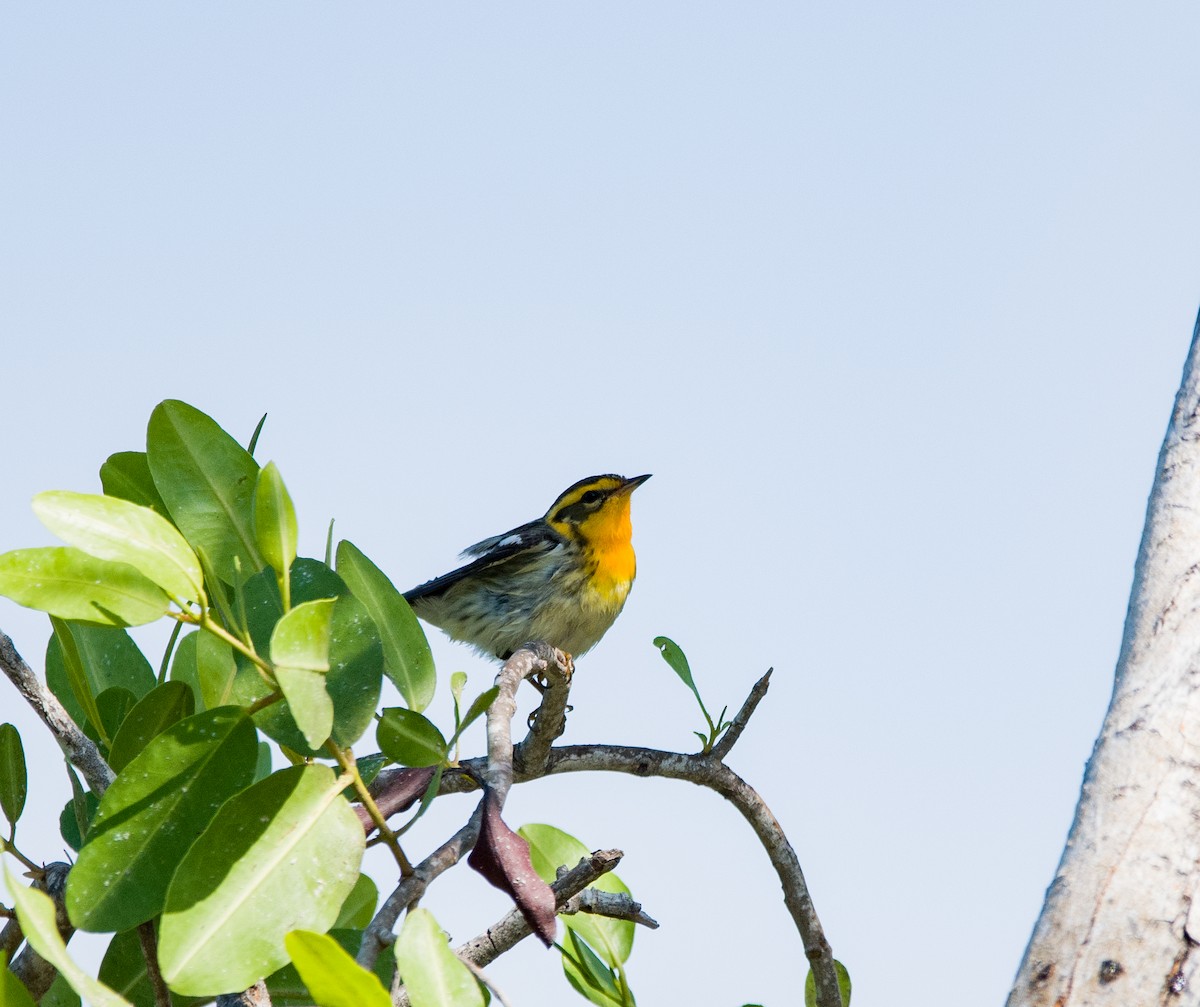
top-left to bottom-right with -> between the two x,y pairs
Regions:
403,474 -> 650,660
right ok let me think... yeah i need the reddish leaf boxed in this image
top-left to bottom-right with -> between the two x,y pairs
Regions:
468,789 -> 556,946
355,766 -> 436,834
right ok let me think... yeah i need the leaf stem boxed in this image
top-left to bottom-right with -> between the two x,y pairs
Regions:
325,742 -> 413,877
157,619 -> 184,685
0,837 -> 43,875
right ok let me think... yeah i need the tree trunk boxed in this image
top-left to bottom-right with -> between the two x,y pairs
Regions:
1008,313 -> 1200,1006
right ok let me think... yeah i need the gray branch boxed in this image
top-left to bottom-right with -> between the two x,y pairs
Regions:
0,631 -> 114,796
455,849 -> 626,971
360,644 -> 570,972
562,887 -> 659,930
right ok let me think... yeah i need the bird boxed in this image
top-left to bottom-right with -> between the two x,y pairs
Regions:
403,473 -> 651,660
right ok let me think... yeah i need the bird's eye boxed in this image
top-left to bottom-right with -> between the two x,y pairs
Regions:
581,489 -> 603,505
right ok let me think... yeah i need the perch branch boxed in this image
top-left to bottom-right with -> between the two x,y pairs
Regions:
360,644 -> 567,970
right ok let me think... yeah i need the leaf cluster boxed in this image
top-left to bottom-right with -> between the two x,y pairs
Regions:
0,400 -> 651,1007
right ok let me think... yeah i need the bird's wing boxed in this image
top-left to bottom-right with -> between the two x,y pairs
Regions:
402,521 -> 560,603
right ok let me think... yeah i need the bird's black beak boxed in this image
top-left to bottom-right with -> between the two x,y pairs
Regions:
623,474 -> 652,492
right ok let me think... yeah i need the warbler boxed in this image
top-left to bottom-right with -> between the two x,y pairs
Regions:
403,474 -> 651,660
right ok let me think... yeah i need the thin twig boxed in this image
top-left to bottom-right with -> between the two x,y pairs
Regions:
137,921 -> 172,1007
326,743 -> 413,876
562,888 -> 659,929
461,959 -> 515,1007
711,668 -> 772,761
0,632 -> 114,796
455,849 -> 625,969
358,809 -> 484,969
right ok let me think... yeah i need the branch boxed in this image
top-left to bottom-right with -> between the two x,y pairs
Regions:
0,631 -> 114,796
357,809 -> 482,969
137,921 -> 171,1007
541,744 -> 840,1004
711,668 -> 772,760
562,887 -> 659,930
1008,314 -> 1200,1004
456,849 -> 626,970
359,644 -> 563,968
366,662 -> 841,1005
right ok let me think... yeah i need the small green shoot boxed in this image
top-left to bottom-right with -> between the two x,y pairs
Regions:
653,636 -> 731,753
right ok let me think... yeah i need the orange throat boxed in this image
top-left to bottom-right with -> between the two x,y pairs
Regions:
583,497 -> 637,599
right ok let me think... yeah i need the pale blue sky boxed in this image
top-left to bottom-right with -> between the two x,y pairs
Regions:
4,5 -> 1200,1005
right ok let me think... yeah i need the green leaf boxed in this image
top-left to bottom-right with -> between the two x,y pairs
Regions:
234,561 -> 382,755
50,618 -> 109,743
84,687 -> 138,752
267,930 -> 393,1007
47,621 -> 155,740
336,540 -> 436,712
653,636 -> 701,699
284,930 -> 391,1007
0,548 -> 169,627
255,741 -> 274,782
521,823 -> 634,966
66,707 -> 258,933
99,452 -> 169,516
271,598 -> 337,748
255,462 -> 299,609
197,632 -> 238,709
158,765 -> 365,997
168,631 -> 203,710
356,752 -> 387,787
41,973 -> 82,1007
333,873 -> 378,930
561,929 -> 626,1007
106,681 -> 195,773
3,863 -> 135,1007
449,687 -> 499,748
805,960 -> 852,1007
58,790 -> 99,852
98,929 -> 207,1007
146,399 -> 263,582
247,412 -> 269,457
33,491 -> 205,607
0,723 -> 27,830
376,708 -> 448,768
0,949 -> 37,1007
394,908 -> 486,1007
